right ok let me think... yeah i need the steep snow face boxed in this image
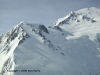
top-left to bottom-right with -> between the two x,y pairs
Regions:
1,7 -> 100,75
0,22 -> 30,75
0,22 -> 60,75
54,7 -> 100,41
55,7 -> 100,26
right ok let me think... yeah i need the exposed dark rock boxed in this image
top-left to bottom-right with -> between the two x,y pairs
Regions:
43,39 -> 56,51
38,25 -> 49,34
54,26 -> 62,32
1,57 -> 13,75
91,19 -> 96,23
61,52 -> 65,56
38,31 -> 43,37
77,19 -> 80,22
18,33 -> 29,44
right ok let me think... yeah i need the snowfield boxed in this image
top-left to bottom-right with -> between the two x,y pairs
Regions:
0,7 -> 100,75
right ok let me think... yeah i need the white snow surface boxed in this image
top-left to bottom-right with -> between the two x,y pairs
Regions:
0,7 -> 100,75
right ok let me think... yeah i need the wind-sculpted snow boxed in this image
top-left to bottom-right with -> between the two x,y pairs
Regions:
1,55 -> 14,75
54,7 -> 98,26
0,7 -> 100,75
0,24 -> 29,53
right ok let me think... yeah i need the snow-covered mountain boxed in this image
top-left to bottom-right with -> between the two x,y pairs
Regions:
1,7 -> 100,75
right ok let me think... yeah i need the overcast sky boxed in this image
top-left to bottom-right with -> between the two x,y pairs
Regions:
0,0 -> 100,35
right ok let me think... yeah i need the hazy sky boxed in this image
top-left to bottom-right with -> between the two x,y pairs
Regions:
0,0 -> 100,35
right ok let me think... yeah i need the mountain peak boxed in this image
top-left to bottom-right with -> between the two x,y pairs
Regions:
1,7 -> 100,75
54,11 -> 77,26
89,7 -> 97,10
54,7 -> 100,26
77,7 -> 99,12
19,21 -> 28,25
53,7 -> 100,41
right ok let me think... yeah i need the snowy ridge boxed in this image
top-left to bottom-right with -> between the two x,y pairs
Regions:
0,23 -> 29,75
0,22 -> 60,75
1,7 -> 100,75
54,7 -> 100,41
54,7 -> 99,26
0,23 -> 27,53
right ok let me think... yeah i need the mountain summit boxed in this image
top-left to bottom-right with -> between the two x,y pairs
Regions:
1,7 -> 100,75
55,7 -> 100,26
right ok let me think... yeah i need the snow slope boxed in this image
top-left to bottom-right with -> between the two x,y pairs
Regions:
0,7 -> 100,75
